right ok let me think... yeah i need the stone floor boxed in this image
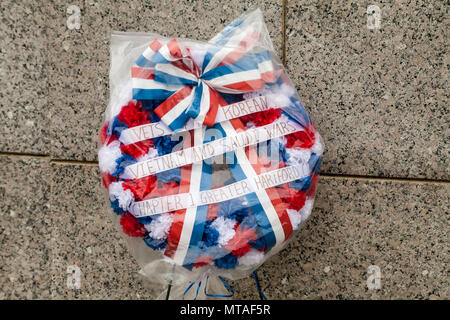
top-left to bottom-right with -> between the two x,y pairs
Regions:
0,0 -> 448,299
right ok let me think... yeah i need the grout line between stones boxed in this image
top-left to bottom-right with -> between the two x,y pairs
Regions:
0,152 -> 50,159
1,152 -> 448,185
50,159 -> 99,166
321,173 -> 449,185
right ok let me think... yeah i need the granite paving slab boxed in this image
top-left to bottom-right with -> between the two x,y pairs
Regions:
232,176 -> 449,299
0,2 -> 50,154
49,162 -> 164,299
0,156 -> 52,299
286,1 -> 449,180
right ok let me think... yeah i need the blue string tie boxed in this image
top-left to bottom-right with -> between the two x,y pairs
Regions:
183,275 -> 234,300
182,272 -> 266,300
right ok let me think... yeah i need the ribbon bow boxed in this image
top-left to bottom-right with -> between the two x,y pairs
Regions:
132,33 -> 275,131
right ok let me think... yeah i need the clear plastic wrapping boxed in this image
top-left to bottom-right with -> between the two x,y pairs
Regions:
98,8 -> 323,299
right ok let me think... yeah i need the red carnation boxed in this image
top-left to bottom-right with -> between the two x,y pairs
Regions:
285,126 -> 315,149
102,173 -> 117,189
123,175 -> 158,201
306,174 -> 319,198
117,101 -> 150,127
120,139 -> 154,159
276,183 -> 307,210
287,190 -> 306,211
99,122 -> 109,144
225,225 -> 257,257
276,183 -> 295,199
232,243 -> 253,257
120,213 -> 146,237
240,108 -> 282,127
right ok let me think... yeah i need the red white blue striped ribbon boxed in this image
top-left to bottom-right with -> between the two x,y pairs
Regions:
131,24 -> 275,132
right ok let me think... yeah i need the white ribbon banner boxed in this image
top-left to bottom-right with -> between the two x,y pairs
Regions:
119,95 -> 281,145
123,117 -> 302,180
130,164 -> 308,217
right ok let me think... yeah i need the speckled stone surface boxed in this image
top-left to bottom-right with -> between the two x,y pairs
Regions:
49,163 -> 164,299
286,1 -> 449,179
0,156 -> 52,299
46,0 -> 283,161
0,158 -> 448,299
232,177 -> 449,299
1,0 -> 449,301
0,2 -> 49,154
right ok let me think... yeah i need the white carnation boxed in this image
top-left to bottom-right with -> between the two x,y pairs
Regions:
98,140 -> 122,174
279,83 -> 295,97
238,249 -> 265,266
286,147 -> 311,167
136,147 -> 159,162
267,92 -> 290,109
310,132 -> 324,156
300,199 -> 314,222
108,181 -> 134,210
145,213 -> 174,240
287,208 -> 302,231
264,83 -> 295,108
211,217 -> 236,247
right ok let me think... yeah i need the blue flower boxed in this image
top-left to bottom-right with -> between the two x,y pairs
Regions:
202,221 -> 219,248
141,100 -> 165,113
143,233 -> 167,250
229,208 -> 249,222
309,153 -> 322,174
241,214 -> 257,229
289,176 -> 312,191
215,253 -> 238,269
249,228 -> 266,250
112,154 -> 136,177
219,198 -> 249,223
249,237 -> 266,250
137,216 -> 153,225
279,142 -> 289,163
108,116 -> 128,137
110,199 -> 126,215
153,135 -> 183,156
